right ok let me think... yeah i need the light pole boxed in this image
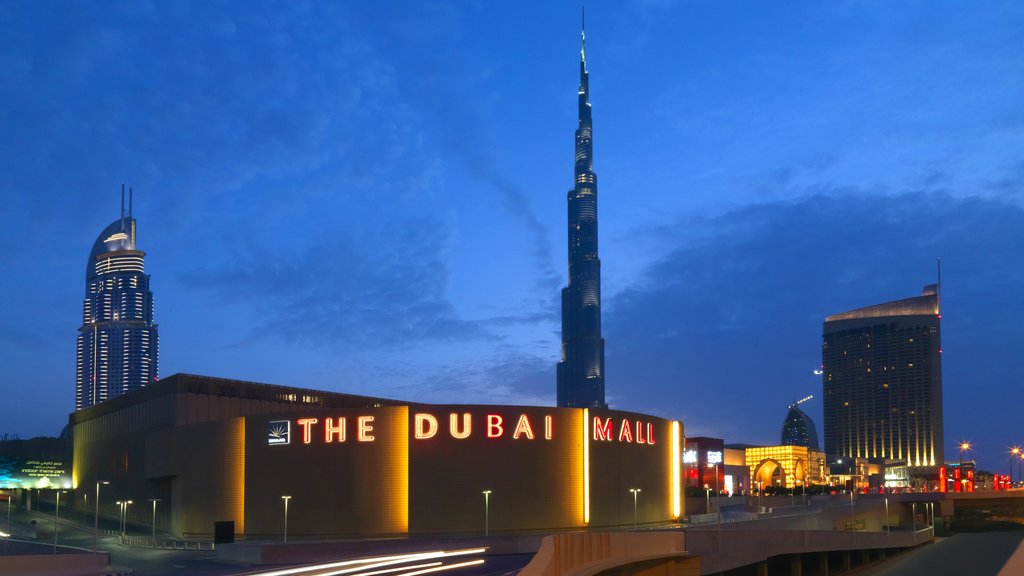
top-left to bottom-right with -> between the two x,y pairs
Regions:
281,496 -> 292,542
121,500 -> 133,537
1011,447 -> 1020,485
482,490 -> 492,536
629,488 -> 641,530
53,490 -> 66,553
6,493 -> 11,534
884,497 -> 890,543
149,499 -> 162,545
704,485 -> 711,517
958,442 -> 970,492
707,463 -> 720,512
93,481 -> 108,552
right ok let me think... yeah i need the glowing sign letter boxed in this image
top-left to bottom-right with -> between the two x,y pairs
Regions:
487,414 -> 504,438
297,418 -> 318,444
618,419 -> 634,443
513,414 -> 535,440
325,417 -> 347,443
594,417 -> 613,441
545,415 -> 553,440
647,423 -> 656,445
635,421 -> 646,444
450,413 -> 471,439
414,413 -> 438,439
358,416 -> 375,441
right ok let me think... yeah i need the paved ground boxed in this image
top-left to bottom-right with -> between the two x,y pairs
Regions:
869,533 -> 1024,576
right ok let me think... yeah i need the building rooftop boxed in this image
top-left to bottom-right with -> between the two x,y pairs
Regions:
825,284 -> 938,322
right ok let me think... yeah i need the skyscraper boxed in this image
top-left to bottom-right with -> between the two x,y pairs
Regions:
822,284 -> 943,467
75,188 -> 159,410
557,20 -> 606,409
781,403 -> 820,451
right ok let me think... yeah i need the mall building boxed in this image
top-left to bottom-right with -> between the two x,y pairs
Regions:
71,374 -> 683,538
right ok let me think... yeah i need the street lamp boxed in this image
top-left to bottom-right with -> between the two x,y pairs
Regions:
628,488 -> 641,530
281,496 -> 292,542
707,463 -> 720,512
957,441 -> 972,493
148,499 -> 162,545
53,490 -> 67,553
6,493 -> 11,534
120,500 -> 133,537
482,490 -> 492,536
1011,447 -> 1020,485
93,481 -> 109,552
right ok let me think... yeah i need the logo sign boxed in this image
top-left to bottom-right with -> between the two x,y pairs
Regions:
268,420 -> 291,445
707,450 -> 723,465
683,450 -> 698,464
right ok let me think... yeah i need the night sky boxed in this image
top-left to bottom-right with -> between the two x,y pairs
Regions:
2,1 -> 1022,472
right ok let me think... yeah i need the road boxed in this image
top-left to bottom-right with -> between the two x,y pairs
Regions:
870,533 -> 1024,576
3,505 -> 532,576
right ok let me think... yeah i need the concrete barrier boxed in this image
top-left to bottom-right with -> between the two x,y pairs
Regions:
0,552 -> 112,576
519,532 -> 700,576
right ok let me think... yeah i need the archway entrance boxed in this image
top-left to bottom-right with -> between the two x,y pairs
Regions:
752,459 -> 787,490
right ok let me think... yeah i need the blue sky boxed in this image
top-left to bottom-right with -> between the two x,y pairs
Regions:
1,1 -> 1022,471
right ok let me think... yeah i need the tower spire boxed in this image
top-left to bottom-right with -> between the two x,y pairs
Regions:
581,7 -> 586,66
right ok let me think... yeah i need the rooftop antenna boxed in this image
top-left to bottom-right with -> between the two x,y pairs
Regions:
129,187 -> 133,218
120,184 -> 126,232
937,257 -> 942,315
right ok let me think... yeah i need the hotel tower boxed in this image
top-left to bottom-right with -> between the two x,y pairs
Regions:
75,188 -> 159,409
557,20 -> 607,409
822,284 -> 943,467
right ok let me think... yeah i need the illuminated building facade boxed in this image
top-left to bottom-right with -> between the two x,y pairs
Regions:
557,22 -> 606,409
71,374 -> 682,538
683,437 -> 724,493
746,445 -> 828,490
75,189 -> 158,409
822,285 -> 943,468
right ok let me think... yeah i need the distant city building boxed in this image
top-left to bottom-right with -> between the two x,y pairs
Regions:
822,284 -> 943,468
781,402 -> 820,451
557,20 -> 606,408
683,436 -> 725,492
75,189 -> 159,410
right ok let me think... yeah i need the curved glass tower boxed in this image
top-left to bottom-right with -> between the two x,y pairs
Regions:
557,22 -> 606,409
781,405 -> 821,451
75,189 -> 159,409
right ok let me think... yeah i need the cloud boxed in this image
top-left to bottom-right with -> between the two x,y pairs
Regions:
182,214 -> 488,349
603,190 -> 1024,457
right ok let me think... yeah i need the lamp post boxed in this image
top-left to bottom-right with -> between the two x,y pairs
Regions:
93,481 -> 108,552
958,442 -> 970,492
120,500 -> 133,537
884,497 -> 890,543
53,490 -> 66,553
482,490 -> 492,536
281,496 -> 292,542
6,493 -> 11,534
707,463 -> 720,512
148,499 -> 162,545
629,488 -> 641,530
1011,447 -> 1020,485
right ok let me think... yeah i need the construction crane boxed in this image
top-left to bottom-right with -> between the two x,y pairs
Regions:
788,395 -> 813,410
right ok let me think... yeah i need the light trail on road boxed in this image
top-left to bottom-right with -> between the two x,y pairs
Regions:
240,547 -> 487,576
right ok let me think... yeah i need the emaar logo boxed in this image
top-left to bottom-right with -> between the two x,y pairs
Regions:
268,420 -> 291,446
